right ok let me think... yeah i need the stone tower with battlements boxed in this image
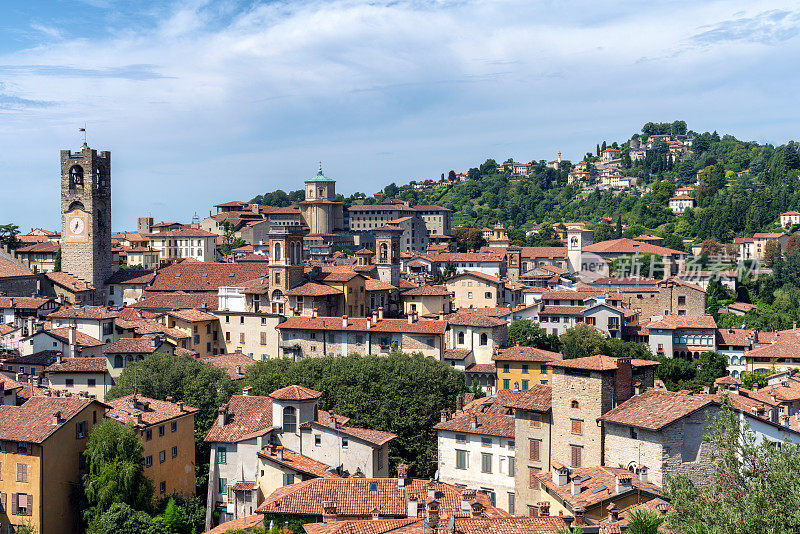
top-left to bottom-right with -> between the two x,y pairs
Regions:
60,143 -> 112,304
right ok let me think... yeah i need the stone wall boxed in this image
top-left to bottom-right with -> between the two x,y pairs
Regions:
514,409 -> 552,514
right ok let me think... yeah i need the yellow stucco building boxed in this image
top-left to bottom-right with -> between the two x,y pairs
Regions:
492,346 -> 563,390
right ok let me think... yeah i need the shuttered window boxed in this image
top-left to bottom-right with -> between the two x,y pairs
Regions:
260,332 -> 267,345
570,445 -> 582,468
0,492 -> 6,513
571,419 -> 583,435
16,463 -> 28,483
529,439 -> 541,461
529,467 -> 541,489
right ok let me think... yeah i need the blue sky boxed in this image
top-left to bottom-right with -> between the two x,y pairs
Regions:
1,0 -> 799,232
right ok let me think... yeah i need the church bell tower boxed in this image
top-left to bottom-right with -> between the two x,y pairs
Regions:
60,143 -> 112,304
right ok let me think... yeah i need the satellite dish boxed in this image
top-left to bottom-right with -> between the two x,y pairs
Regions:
448,516 -> 455,529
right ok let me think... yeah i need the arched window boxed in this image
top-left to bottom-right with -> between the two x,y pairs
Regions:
571,400 -> 580,409
69,165 -> 84,188
114,355 -> 123,368
68,201 -> 85,212
283,406 -> 297,433
274,242 -> 282,262
457,331 -> 465,345
380,243 -> 388,263
479,333 -> 488,346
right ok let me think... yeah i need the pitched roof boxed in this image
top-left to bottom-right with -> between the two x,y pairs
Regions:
49,306 -> 118,320
2,350 -> 61,366
199,353 -> 258,380
256,478 -> 500,518
582,238 -> 686,256
445,312 -> 506,328
44,271 -> 93,291
365,279 -> 396,291
166,308 -> 218,322
304,517 -> 566,534
535,466 -> 662,510
105,394 -> 199,426
103,335 -> 166,354
599,389 -> 715,430
443,349 -> 472,361
277,316 -> 447,335
401,285 -> 451,297
715,328 -> 755,347
645,314 -> 716,330
203,514 -> 263,534
270,385 -> 323,401
492,346 -> 563,363
148,262 -> 270,292
501,386 -> 552,412
15,241 -> 60,253
105,269 -> 156,285
0,396 -> 97,443
132,291 -> 218,310
0,375 -> 24,393
204,394 -> 274,443
434,409 -> 514,438
0,296 -> 54,310
287,283 -> 343,297
45,357 -> 108,373
146,228 -> 217,238
42,327 -> 104,347
258,445 -> 337,478
0,253 -> 34,279
549,355 -> 659,372
447,271 -> 502,285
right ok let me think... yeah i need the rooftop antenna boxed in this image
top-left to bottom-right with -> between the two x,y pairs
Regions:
79,123 -> 87,145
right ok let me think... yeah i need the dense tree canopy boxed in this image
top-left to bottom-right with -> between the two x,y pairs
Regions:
242,352 -> 467,477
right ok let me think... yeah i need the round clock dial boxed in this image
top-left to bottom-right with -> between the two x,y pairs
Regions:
70,217 -> 85,235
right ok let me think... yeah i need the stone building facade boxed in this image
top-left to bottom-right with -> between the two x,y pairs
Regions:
60,144 -> 112,304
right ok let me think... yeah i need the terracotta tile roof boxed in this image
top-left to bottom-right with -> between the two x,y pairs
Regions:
45,357 -> 108,373
258,445 -> 337,478
132,291 -> 218,310
49,306 -> 118,320
434,408 -> 514,438
105,269 -> 156,285
501,386 -> 552,412
401,285 -> 451,297
753,232 -> 786,239
492,346 -> 563,363
305,517 -> 566,534
277,316 -> 447,335
148,262 -> 271,292
117,308 -> 159,321
146,228 -> 217,238
203,514 -> 263,534
106,394 -> 199,426
725,301 -> 757,313
0,375 -> 24,392
204,394 -> 274,443
447,271 -> 502,284
199,353 -> 258,380
645,314 -> 716,330
445,312 -> 506,328
43,327 -> 104,347
582,238 -> 686,256
321,271 -> 364,283
15,241 -> 60,253
103,335 -> 167,354
0,396 -> 97,443
3,350 -> 61,366
549,355 -> 659,372
132,321 -> 190,340
539,305 -> 587,316
599,389 -> 715,430
465,363 -> 496,374
166,308 -> 218,322
715,328 -> 755,347
256,478 -> 500,518
597,498 -> 671,530
365,279 -> 396,291
333,425 -> 398,447
426,252 -> 504,263
0,323 -> 19,336
479,246 -> 567,259
44,271 -> 93,291
443,349 -> 471,360
315,410 -> 351,427
399,279 -> 418,290
535,466 -> 662,510
0,253 -> 34,278
288,282 -> 343,297
0,296 -> 54,309
270,385 -> 323,401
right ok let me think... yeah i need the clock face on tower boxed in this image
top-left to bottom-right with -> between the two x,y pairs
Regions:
64,210 -> 89,243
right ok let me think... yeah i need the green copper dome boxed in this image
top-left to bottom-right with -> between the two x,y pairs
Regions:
307,164 -> 334,182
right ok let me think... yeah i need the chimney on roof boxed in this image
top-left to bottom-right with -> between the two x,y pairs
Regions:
753,382 -> 760,392
372,310 -> 378,325
406,496 -> 418,518
469,501 -> 483,518
471,414 -> 478,430
553,466 -> 569,487
217,404 -> 228,427
67,324 -> 77,360
312,308 -> 318,319
608,502 -> 620,522
408,313 -> 415,325
56,353 -> 62,365
52,411 -> 62,425
342,316 -> 348,328
456,394 -> 464,412
571,476 -> 581,496
242,385 -> 252,395
427,500 -> 440,527
378,308 -> 384,320
538,501 -> 550,517
277,445 -> 285,461
322,501 -> 337,523
636,465 -> 648,484
396,463 -> 409,488
615,474 -> 632,495
135,413 -> 143,425
166,395 -> 174,402
573,507 -> 585,527
440,409 -> 449,423
177,400 -> 184,412
371,508 -> 380,521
